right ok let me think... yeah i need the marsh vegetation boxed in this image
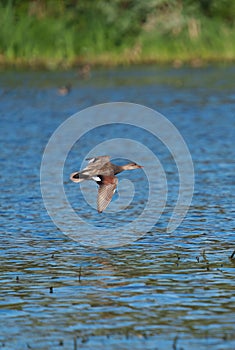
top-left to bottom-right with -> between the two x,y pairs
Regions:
0,0 -> 234,68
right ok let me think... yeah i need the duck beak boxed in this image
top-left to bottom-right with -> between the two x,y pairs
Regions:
137,165 -> 144,168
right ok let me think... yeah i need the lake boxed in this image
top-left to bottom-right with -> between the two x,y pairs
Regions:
0,65 -> 234,349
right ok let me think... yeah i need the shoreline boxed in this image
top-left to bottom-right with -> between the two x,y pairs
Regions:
0,54 -> 234,71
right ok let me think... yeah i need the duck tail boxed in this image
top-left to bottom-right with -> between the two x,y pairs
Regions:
70,172 -> 85,183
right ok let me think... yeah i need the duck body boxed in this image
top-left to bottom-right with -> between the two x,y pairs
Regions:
57,83 -> 71,96
70,156 -> 143,213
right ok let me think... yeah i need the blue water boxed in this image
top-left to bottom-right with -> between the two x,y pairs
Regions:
0,66 -> 235,349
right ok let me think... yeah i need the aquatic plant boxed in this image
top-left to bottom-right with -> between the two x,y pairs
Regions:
0,0 -> 234,68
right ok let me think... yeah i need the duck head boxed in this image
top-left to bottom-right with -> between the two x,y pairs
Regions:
122,162 -> 143,171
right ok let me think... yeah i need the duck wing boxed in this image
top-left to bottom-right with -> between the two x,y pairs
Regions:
70,156 -> 111,183
86,155 -> 110,165
81,155 -> 111,176
97,177 -> 118,213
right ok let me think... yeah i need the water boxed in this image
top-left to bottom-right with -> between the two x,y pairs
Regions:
0,66 -> 235,349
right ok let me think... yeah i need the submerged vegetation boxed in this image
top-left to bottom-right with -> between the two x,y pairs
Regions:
0,0 -> 234,68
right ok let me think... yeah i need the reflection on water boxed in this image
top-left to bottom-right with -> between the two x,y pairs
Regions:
0,66 -> 235,349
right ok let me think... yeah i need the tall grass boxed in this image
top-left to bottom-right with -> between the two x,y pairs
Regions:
0,3 -> 77,66
0,1 -> 234,68
140,17 -> 235,64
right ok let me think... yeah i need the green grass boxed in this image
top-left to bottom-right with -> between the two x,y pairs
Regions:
139,17 -> 235,65
0,3 -> 77,67
0,2 -> 234,69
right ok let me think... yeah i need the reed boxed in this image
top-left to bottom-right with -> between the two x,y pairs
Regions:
0,1 -> 234,69
139,18 -> 235,65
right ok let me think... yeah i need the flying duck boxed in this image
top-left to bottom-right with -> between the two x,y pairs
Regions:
70,155 -> 143,213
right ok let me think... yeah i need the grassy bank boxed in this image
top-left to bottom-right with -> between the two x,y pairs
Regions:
0,1 -> 235,69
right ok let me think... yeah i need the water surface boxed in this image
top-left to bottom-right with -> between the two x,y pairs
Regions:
0,66 -> 235,349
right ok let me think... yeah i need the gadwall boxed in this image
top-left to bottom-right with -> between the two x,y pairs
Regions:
70,155 -> 143,213
57,83 -> 71,96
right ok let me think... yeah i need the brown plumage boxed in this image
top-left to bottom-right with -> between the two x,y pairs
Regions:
70,155 -> 143,213
57,83 -> 71,96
